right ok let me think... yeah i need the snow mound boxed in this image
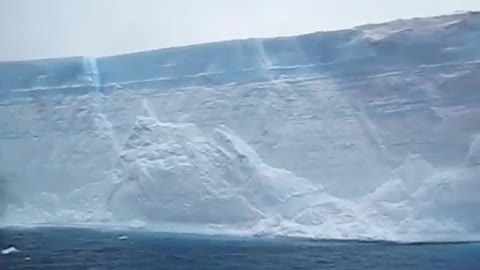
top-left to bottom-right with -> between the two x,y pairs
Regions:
107,101 -> 349,232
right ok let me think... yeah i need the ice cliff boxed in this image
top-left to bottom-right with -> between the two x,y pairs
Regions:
1,12 -> 480,241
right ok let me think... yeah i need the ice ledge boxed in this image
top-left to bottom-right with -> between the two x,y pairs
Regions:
1,12 -> 480,95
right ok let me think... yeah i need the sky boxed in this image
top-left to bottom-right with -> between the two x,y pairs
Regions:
1,0 -> 480,61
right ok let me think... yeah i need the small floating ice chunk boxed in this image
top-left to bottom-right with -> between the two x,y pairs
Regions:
25,256 -> 31,261
1,246 -> 19,255
118,235 -> 128,240
130,219 -> 146,229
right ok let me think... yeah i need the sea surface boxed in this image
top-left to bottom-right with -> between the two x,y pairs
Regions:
1,227 -> 480,270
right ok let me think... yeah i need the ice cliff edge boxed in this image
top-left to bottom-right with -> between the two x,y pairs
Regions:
1,12 -> 480,241
2,12 -> 480,96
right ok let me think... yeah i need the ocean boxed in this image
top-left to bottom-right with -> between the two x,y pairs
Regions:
1,227 -> 479,270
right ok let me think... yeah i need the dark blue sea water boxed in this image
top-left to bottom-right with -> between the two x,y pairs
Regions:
1,228 -> 480,270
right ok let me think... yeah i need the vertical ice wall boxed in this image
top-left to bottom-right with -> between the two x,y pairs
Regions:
0,12 -> 480,240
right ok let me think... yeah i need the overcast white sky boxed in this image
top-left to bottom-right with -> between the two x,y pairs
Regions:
1,0 -> 480,61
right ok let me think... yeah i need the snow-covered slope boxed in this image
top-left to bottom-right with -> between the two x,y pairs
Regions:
1,12 -> 480,241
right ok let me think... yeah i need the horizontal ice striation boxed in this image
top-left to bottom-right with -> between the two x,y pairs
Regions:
1,12 -> 480,241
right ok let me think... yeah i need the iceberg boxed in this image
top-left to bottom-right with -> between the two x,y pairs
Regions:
1,12 -> 480,242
